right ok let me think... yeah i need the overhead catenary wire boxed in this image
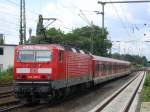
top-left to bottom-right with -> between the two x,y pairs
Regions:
59,1 -> 93,26
119,4 -> 140,39
109,0 -> 133,39
0,0 -> 39,41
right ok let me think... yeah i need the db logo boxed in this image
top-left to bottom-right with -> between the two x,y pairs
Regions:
30,68 -> 38,73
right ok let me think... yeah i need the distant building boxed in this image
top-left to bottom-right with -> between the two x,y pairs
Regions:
0,44 -> 17,71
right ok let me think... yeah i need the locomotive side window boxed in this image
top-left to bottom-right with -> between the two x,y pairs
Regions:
59,50 -> 63,62
0,47 -> 3,55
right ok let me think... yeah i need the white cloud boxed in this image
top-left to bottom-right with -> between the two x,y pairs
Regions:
40,0 -> 100,31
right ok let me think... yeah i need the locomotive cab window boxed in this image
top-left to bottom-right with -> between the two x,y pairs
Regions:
18,50 -> 52,62
36,50 -> 52,62
0,47 -> 3,55
59,50 -> 63,62
18,50 -> 34,62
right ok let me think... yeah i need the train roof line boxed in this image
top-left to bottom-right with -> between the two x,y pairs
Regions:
92,55 -> 130,64
16,44 -> 130,64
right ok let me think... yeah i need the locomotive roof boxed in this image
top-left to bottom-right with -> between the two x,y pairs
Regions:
92,55 -> 130,64
15,44 -> 90,54
15,44 -> 64,50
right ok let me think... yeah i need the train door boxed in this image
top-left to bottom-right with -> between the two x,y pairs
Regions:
58,50 -> 65,79
99,62 -> 103,77
96,61 -> 102,77
64,51 -> 71,87
102,62 -> 106,77
107,62 -> 109,76
95,62 -> 98,77
111,63 -> 113,75
108,62 -> 110,76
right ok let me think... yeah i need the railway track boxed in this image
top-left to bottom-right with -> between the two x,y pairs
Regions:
0,101 -> 48,112
0,83 -> 13,99
0,101 -> 23,112
0,84 -> 22,112
0,83 -> 12,87
0,91 -> 13,99
89,71 -> 145,112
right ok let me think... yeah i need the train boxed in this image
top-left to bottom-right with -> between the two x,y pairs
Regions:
13,44 -> 131,103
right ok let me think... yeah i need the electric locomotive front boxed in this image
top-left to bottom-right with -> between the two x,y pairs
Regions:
13,44 -> 64,103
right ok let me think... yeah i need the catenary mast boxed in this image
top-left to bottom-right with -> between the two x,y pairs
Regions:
19,0 -> 26,44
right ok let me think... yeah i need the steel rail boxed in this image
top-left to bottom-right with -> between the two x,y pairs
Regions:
0,100 -> 22,112
0,104 -> 24,112
0,91 -> 13,98
0,83 -> 12,87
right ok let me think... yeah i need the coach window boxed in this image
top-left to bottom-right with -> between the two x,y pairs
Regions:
96,63 -> 99,71
0,47 -> 3,55
59,50 -> 63,63
103,64 -> 106,71
109,64 -> 111,70
99,64 -> 102,70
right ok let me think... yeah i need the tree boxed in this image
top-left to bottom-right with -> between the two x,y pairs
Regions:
111,53 -> 148,66
31,24 -> 112,56
64,25 -> 112,56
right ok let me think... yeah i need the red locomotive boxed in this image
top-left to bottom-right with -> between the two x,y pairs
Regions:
13,44 -> 131,103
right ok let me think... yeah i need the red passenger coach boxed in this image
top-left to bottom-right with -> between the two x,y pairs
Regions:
13,44 -> 93,103
92,55 -> 131,84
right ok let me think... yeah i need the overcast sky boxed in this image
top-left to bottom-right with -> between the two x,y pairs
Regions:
1,0 -> 150,60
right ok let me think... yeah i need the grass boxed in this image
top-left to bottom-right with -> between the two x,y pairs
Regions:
141,71 -> 150,102
0,67 -> 13,84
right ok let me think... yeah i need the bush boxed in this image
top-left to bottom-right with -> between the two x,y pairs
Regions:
141,72 -> 150,101
0,66 -> 13,84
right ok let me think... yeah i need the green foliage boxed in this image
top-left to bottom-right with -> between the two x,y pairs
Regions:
111,53 -> 147,66
30,25 -> 112,56
141,72 -> 150,102
144,72 -> 150,87
0,66 -> 13,84
66,26 -> 111,56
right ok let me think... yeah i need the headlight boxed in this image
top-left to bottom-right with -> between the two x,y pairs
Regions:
38,68 -> 52,74
16,68 -> 30,73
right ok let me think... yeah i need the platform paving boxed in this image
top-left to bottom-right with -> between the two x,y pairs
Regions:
140,102 -> 150,112
101,72 -> 144,112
